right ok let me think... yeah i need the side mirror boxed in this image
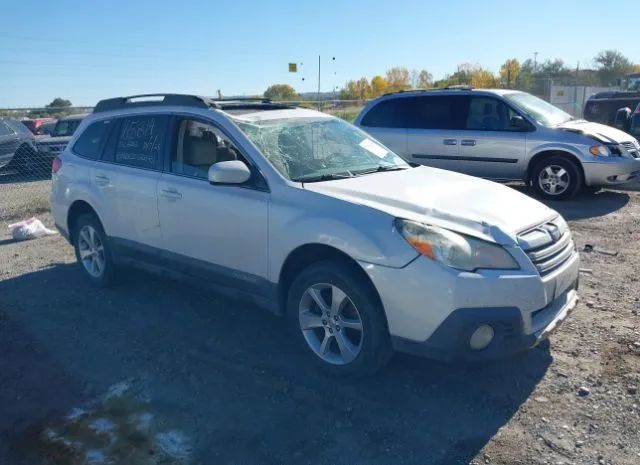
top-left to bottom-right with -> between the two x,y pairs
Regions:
509,115 -> 529,131
614,107 -> 632,132
208,160 -> 251,185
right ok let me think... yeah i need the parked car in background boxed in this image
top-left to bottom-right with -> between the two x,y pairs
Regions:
21,117 -> 57,135
37,121 -> 57,137
51,94 -> 579,375
355,88 -> 640,199
584,73 -> 640,127
0,118 -> 40,173
36,113 -> 87,159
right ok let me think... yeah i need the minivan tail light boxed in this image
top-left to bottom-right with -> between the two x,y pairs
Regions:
52,156 -> 62,173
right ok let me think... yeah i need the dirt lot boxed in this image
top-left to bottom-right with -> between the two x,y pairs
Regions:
0,177 -> 639,465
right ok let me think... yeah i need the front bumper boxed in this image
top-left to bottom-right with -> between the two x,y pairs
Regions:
391,286 -> 578,361
583,157 -> 640,186
360,244 -> 580,361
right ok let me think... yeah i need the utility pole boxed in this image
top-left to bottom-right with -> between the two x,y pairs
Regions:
317,55 -> 321,109
534,52 -> 538,73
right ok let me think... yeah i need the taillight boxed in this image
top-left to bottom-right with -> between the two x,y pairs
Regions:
52,156 -> 62,173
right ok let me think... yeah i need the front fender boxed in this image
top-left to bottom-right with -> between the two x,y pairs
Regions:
267,189 -> 418,282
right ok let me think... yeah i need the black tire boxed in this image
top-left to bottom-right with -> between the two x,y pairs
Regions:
531,155 -> 582,200
72,213 -> 117,287
286,259 -> 392,377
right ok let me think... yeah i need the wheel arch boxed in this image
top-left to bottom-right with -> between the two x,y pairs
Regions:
67,200 -> 103,243
277,243 -> 387,326
526,149 -> 585,185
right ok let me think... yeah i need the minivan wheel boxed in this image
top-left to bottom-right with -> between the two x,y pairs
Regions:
72,214 -> 116,286
286,260 -> 392,376
531,156 -> 581,200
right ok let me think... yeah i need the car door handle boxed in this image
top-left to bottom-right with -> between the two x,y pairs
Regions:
160,188 -> 182,200
443,139 -> 458,146
94,174 -> 110,186
461,139 -> 477,146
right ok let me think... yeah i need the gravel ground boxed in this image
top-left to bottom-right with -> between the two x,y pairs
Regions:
0,177 -> 639,465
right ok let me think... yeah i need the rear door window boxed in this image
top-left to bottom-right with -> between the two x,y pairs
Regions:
410,95 -> 466,130
112,115 -> 169,169
360,98 -> 414,128
72,120 -> 112,159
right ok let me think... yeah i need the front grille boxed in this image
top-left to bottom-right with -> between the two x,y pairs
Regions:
518,218 -> 575,276
621,141 -> 640,158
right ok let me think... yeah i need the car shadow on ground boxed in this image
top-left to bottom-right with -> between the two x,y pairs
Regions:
512,185 -> 631,221
0,263 -> 552,465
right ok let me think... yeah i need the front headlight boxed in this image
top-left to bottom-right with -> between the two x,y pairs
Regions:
589,145 -> 609,157
395,219 -> 520,271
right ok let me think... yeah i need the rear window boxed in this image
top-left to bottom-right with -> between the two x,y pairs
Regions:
361,95 -> 464,130
73,120 -> 112,159
361,98 -> 412,128
113,115 -> 169,169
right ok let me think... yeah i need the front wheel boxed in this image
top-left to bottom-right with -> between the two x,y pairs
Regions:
531,156 -> 582,200
72,214 -> 116,287
286,260 -> 392,377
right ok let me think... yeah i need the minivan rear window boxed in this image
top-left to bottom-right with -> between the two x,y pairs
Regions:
73,120 -> 111,159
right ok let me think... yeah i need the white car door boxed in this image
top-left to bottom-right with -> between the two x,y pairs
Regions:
157,117 -> 270,295
90,114 -> 167,250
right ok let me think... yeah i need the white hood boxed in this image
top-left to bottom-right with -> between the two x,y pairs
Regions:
304,167 -> 557,245
557,119 -> 635,144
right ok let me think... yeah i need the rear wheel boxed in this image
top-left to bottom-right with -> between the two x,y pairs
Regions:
72,214 -> 116,286
287,260 -> 392,376
531,156 -> 582,200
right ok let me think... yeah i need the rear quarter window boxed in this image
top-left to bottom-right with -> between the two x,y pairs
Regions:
72,120 -> 112,159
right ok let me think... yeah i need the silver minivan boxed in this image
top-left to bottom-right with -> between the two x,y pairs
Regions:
355,88 -> 640,199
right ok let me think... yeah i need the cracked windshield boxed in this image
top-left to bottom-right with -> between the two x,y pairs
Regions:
236,115 -> 408,181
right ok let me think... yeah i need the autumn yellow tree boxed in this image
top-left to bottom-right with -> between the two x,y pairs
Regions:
385,67 -> 411,92
339,78 -> 372,100
370,75 -> 389,97
500,59 -> 520,88
470,67 -> 497,88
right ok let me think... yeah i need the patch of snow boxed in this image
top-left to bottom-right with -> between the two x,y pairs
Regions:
88,417 -> 116,434
104,380 -> 132,400
155,430 -> 192,459
131,412 -> 154,433
85,449 -> 107,464
66,407 -> 91,421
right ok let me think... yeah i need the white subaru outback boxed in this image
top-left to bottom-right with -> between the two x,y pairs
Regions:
51,94 -> 580,375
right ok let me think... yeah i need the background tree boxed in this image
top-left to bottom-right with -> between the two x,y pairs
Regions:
46,97 -> 72,109
264,84 -> 298,101
500,58 -> 520,88
594,50 -> 634,86
469,67 -> 497,88
29,97 -> 73,117
385,67 -> 411,92
416,69 -> 433,88
339,78 -> 371,100
370,75 -> 389,97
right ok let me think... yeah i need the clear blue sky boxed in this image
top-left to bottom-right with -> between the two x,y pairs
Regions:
2,0 -> 638,108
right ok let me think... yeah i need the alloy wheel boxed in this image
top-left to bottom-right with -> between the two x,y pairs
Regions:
77,225 -> 105,278
538,164 -> 570,195
298,283 -> 364,365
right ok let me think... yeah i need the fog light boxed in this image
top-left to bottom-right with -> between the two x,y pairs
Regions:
469,324 -> 494,350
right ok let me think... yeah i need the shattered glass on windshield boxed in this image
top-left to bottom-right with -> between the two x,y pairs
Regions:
235,116 -> 408,181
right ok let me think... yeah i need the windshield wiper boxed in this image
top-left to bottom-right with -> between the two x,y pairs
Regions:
353,165 -> 409,176
292,173 -> 353,183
